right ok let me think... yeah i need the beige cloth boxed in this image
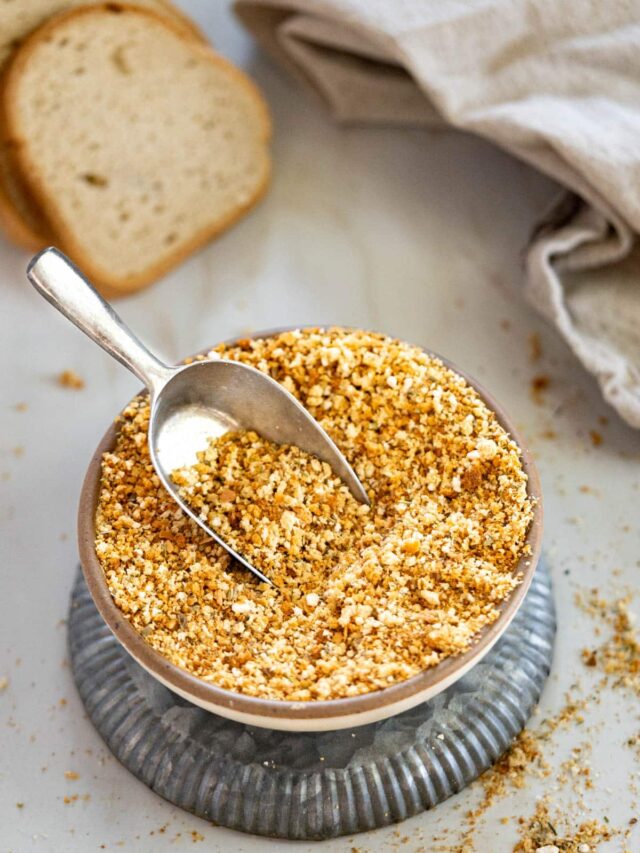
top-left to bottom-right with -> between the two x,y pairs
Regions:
236,0 -> 640,427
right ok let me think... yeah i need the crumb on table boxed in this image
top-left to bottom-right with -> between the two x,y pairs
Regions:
528,332 -> 542,362
530,375 -> 550,404
589,430 -> 603,447
57,370 -> 85,390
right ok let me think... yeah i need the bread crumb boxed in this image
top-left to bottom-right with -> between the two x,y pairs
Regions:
0,676 -> 8,691
528,332 -> 542,362
57,370 -> 85,390
530,375 -> 550,404
64,771 -> 79,781
578,591 -> 640,696
96,329 -> 534,702
589,430 -> 603,447
514,796 -> 616,851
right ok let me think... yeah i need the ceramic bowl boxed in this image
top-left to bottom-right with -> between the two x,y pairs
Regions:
78,328 -> 543,732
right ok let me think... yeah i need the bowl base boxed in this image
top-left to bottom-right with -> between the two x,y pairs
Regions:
68,559 -> 555,840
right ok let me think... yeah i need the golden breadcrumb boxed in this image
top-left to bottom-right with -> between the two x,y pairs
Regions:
95,328 -> 533,700
57,369 -> 84,390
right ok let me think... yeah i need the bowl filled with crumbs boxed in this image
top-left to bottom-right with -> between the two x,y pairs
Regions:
79,327 -> 542,731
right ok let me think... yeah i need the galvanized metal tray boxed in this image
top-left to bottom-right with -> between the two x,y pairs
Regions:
68,559 -> 555,840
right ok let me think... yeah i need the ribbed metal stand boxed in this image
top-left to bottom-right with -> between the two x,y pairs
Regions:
69,559 -> 555,840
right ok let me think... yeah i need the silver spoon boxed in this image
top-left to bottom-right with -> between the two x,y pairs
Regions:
27,248 -> 369,585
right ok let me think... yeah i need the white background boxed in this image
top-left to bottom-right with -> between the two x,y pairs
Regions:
1,3 -> 638,851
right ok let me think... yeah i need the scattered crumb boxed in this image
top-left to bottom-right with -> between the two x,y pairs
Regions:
458,691 -> 591,849
12,446 -> 24,457
16,802 -> 24,809
528,332 -> 542,362
63,793 -> 90,805
0,676 -> 8,691
531,375 -> 550,392
191,831 -> 205,843
531,375 -> 551,405
57,370 -> 85,390
626,732 -> 640,759
64,771 -> 79,781
445,589 -> 639,852
578,591 -> 640,696
589,431 -> 603,447
464,729 -> 550,831
578,485 -> 596,495
513,795 -> 616,851
14,402 -> 28,412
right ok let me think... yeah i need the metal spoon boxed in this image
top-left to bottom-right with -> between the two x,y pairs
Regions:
27,248 -> 369,585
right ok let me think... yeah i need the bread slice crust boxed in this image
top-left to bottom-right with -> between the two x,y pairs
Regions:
1,2 -> 270,295
0,158 -> 50,250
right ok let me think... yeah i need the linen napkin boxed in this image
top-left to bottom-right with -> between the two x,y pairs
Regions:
236,0 -> 640,428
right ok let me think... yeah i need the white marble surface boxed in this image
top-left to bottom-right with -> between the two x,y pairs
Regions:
1,3 -> 639,851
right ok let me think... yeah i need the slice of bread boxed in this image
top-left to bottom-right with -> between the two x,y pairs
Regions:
0,0 -> 204,69
2,3 -> 271,295
0,0 -> 206,251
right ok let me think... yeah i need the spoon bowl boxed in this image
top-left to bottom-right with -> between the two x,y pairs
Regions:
150,357 -> 369,582
27,248 -> 368,585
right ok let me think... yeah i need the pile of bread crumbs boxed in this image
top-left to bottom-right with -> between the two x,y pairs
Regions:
95,328 -> 533,700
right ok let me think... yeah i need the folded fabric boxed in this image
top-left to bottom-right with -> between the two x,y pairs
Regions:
236,0 -> 640,427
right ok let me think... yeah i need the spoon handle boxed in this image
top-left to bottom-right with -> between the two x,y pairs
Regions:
27,248 -> 172,395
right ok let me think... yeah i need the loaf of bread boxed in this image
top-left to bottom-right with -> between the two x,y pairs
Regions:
0,3 -> 271,296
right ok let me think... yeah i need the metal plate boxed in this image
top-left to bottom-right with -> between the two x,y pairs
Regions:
68,559 -> 555,840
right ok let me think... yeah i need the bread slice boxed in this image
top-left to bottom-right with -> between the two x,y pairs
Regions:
0,0 -> 206,251
2,3 -> 271,295
0,0 -> 204,70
